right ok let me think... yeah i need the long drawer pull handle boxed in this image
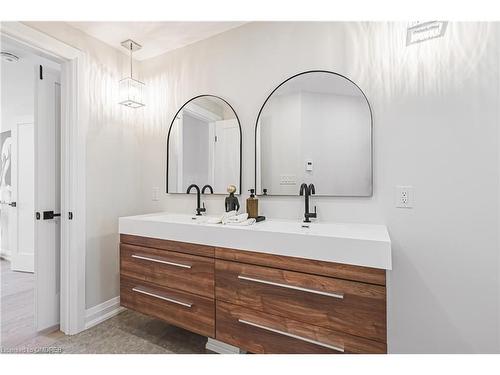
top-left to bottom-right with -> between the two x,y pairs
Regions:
131,254 -> 191,269
238,319 -> 344,353
237,275 -> 344,299
132,287 -> 192,308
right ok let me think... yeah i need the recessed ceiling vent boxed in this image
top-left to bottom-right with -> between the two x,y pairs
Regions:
1,51 -> 20,63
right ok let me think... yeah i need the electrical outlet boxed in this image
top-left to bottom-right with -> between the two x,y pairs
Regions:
280,175 -> 297,185
396,185 -> 413,208
152,187 -> 160,201
305,159 -> 313,172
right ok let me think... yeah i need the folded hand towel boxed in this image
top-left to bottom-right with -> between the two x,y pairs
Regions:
207,210 -> 237,224
225,218 -> 256,226
223,210 -> 238,220
222,212 -> 248,224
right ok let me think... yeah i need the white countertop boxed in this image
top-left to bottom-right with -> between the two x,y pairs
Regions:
119,212 -> 392,270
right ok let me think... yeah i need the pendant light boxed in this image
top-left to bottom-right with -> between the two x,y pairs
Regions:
119,39 -> 145,108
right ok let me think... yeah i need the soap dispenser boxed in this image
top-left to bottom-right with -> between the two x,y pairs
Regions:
246,189 -> 259,219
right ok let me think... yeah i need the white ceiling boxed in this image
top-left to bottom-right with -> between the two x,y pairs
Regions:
67,22 -> 246,61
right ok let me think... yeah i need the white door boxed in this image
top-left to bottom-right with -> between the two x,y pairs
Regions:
35,65 -> 61,331
9,116 -> 35,272
213,119 -> 240,192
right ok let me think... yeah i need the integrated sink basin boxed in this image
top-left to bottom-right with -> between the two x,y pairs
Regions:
119,212 -> 392,270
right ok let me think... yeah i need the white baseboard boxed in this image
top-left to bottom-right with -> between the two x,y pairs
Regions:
85,296 -> 125,329
38,324 -> 60,335
206,338 -> 246,354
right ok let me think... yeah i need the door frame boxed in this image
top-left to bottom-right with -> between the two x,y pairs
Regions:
1,22 -> 86,334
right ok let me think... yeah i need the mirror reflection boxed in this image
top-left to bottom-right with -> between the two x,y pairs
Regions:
167,95 -> 241,194
255,71 -> 372,196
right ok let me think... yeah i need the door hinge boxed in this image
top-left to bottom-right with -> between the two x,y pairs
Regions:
68,212 -> 73,220
39,65 -> 43,80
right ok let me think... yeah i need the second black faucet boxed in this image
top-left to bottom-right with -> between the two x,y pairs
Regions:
299,183 -> 317,223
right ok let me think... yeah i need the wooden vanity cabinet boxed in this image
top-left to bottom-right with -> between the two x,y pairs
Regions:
119,234 -> 387,354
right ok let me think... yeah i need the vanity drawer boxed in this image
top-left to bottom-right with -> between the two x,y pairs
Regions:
120,234 -> 214,258
215,247 -> 386,286
120,243 -> 214,298
216,301 -> 386,354
120,277 -> 215,338
215,260 -> 386,342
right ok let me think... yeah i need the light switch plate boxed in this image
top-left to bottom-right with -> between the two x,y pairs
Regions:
152,187 -> 160,201
396,185 -> 413,208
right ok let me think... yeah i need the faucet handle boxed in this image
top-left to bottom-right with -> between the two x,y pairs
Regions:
311,206 -> 317,218
201,202 -> 206,213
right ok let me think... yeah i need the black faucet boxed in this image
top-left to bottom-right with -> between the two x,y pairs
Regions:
186,184 -> 205,216
202,184 -> 214,194
299,183 -> 317,223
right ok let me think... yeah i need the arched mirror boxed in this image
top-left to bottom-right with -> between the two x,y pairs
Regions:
167,95 -> 242,194
255,70 -> 372,196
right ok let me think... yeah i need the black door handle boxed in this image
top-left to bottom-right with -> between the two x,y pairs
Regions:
43,211 -> 61,220
9,202 -> 16,207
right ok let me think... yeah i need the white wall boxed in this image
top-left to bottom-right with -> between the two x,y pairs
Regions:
140,22 -> 500,353
24,22 -> 145,309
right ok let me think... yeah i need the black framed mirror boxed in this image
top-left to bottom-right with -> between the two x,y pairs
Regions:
166,95 -> 242,194
255,70 -> 373,197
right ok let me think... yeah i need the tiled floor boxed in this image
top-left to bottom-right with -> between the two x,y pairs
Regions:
8,309 -> 210,354
1,258 -> 209,354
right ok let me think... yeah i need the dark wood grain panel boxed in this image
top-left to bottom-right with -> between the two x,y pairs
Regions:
215,259 -> 386,342
216,301 -> 386,354
215,247 -> 385,285
120,277 -> 215,338
120,234 -> 214,258
120,243 -> 214,298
